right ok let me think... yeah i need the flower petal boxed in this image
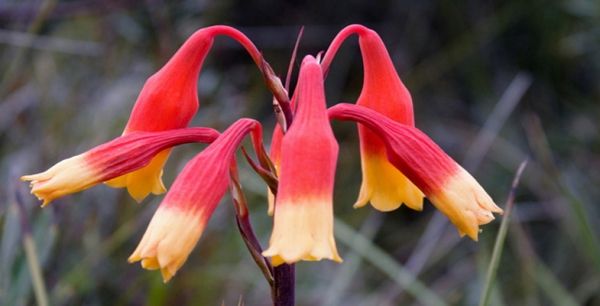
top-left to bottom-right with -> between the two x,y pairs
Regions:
104,149 -> 170,202
355,154 -> 424,211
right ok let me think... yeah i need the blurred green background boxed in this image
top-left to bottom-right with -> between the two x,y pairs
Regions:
1,0 -> 599,305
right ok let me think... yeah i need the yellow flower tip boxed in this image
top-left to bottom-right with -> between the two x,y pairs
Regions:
356,154 -> 425,212
263,247 -> 343,266
128,253 -> 141,263
129,206 -> 204,282
352,201 -> 367,209
352,185 -> 370,209
127,171 -> 167,202
105,149 -> 171,202
263,199 -> 342,265
428,167 -> 502,241
21,155 -> 98,206
41,199 -> 51,208
161,267 -> 174,283
141,258 -> 161,270
459,228 -> 484,242
270,255 -> 285,267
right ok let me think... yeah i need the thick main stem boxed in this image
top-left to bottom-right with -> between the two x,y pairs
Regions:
273,263 -> 295,306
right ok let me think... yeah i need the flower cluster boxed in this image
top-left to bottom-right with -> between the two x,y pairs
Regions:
22,24 -> 502,282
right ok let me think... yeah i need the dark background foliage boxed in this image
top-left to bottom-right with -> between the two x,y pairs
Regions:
1,0 -> 599,305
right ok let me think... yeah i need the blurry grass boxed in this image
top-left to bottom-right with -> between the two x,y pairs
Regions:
523,113 -> 600,274
399,71 -> 531,294
22,233 -> 49,306
54,202 -> 145,300
333,217 -> 448,306
530,260 -> 579,306
404,0 -> 524,92
1,184 -> 56,306
16,188 -> 50,306
0,0 -> 58,99
506,186 -> 581,306
323,210 -> 383,306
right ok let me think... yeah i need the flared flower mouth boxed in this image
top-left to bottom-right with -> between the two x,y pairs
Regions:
427,167 -> 503,240
128,206 -> 206,282
104,149 -> 171,202
262,198 -> 342,266
21,155 -> 96,207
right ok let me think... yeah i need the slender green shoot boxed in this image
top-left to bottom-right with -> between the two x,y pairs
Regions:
479,159 -> 528,306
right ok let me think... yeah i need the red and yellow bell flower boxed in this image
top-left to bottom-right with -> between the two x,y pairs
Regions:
262,55 -> 342,266
21,128 -> 219,207
328,103 -> 503,240
321,24 -> 424,212
128,119 -> 263,282
22,24 -> 505,286
105,26 -> 265,202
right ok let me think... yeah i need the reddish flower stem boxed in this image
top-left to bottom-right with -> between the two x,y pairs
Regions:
206,25 -> 263,71
320,24 -> 369,77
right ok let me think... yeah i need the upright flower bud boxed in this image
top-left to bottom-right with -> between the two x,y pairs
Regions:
328,104 -> 503,241
262,56 -> 342,265
321,25 -> 424,212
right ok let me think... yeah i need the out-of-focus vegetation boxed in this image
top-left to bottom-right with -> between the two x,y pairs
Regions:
1,0 -> 599,305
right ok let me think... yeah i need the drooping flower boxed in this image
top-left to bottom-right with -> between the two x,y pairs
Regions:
262,55 -> 342,266
128,118 -> 264,282
328,103 -> 503,241
106,26 -> 265,202
321,24 -> 424,212
21,128 -> 219,207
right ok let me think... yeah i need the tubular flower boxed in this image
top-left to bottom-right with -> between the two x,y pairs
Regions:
21,128 -> 219,207
321,24 -> 424,212
128,119 -> 263,282
262,56 -> 342,266
328,103 -> 503,241
106,26 -> 264,202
